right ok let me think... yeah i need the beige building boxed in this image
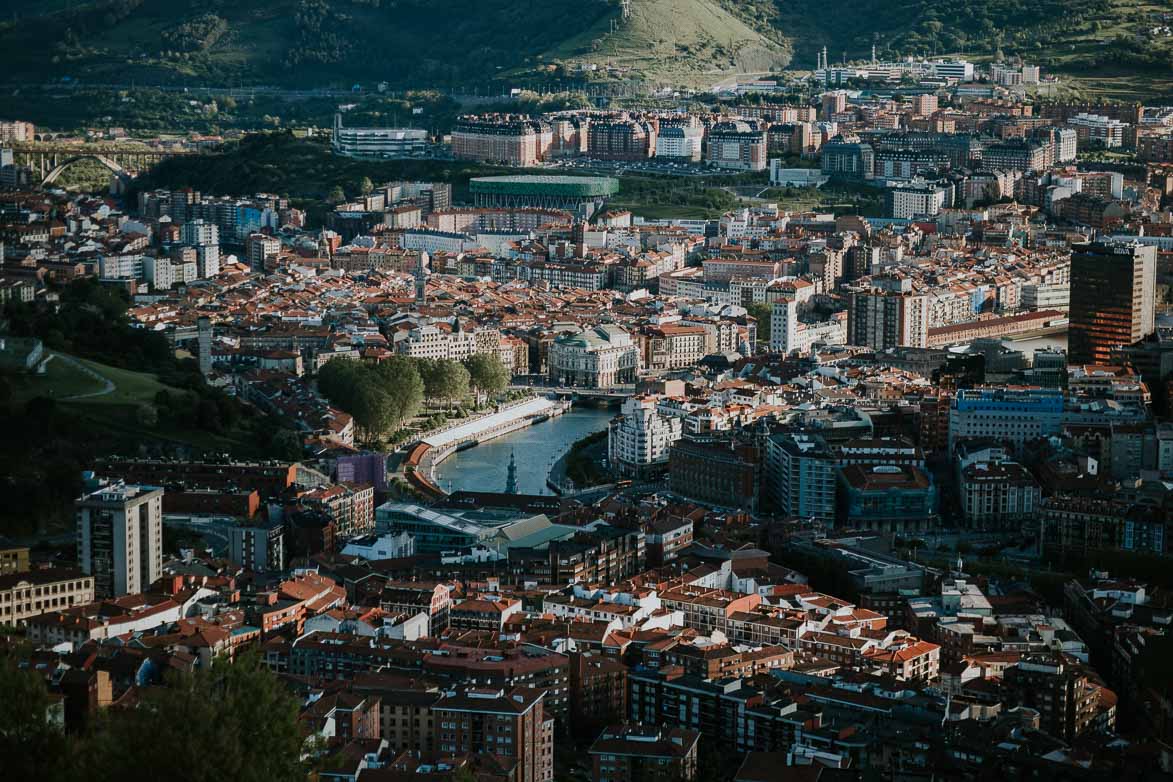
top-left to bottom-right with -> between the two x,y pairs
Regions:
76,479 -> 164,598
0,569 -> 95,626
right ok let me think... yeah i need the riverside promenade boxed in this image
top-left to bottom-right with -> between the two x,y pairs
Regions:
403,396 -> 568,496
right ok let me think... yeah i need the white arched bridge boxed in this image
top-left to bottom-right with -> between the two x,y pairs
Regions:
9,142 -> 202,186
41,154 -> 131,186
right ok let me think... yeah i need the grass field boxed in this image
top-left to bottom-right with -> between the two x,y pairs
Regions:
7,351 -> 256,451
8,354 -> 106,405
9,352 -> 176,407
546,0 -> 790,87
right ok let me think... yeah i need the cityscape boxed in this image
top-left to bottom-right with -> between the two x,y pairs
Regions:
5,2 -> 1173,781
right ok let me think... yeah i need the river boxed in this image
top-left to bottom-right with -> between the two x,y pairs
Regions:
432,406 -> 615,495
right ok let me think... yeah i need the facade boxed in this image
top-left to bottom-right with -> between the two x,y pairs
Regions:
884,181 -> 950,219
948,387 -> 1065,454
548,325 -> 639,388
300,483 -> 375,539
609,396 -> 684,478
0,120 -> 35,142
820,136 -> 874,181
339,532 -> 415,561
1067,113 -> 1127,148
668,436 -> 761,512
469,175 -> 619,212
846,276 -> 930,350
228,520 -> 286,574
76,479 -> 164,598
332,114 -> 428,158
959,461 -> 1041,529
589,724 -> 700,782
452,115 -> 552,166
0,544 -> 30,575
639,324 -> 707,371
1068,242 -> 1157,365
837,464 -> 938,533
433,687 -> 554,782
246,233 -> 281,270
705,122 -> 767,171
1003,655 -> 1104,741
379,581 -> 452,636
508,526 -> 645,585
655,124 -> 703,161
0,569 -> 95,627
766,433 -> 837,522
587,118 -> 656,161
982,140 -> 1050,172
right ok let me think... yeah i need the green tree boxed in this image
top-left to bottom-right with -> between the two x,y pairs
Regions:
348,381 -> 392,442
745,302 -> 772,348
82,652 -> 306,782
270,428 -> 304,461
372,355 -> 425,430
327,185 -> 346,204
0,656 -> 66,781
358,176 -> 374,195
463,352 -> 510,401
418,358 -> 470,409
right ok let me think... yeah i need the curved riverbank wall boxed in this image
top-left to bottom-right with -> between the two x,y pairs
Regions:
403,396 -> 569,498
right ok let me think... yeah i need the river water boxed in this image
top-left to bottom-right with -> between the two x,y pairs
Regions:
432,406 -> 615,495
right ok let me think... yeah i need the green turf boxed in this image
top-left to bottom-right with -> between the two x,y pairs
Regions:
8,353 -> 106,405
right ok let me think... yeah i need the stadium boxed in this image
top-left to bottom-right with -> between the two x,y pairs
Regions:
468,175 -> 619,213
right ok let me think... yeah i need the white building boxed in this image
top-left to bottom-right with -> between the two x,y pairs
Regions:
885,182 -> 949,220
340,531 -> 416,561
1068,113 -> 1127,149
548,324 -> 639,388
608,396 -> 684,478
98,253 -> 144,281
1020,282 -> 1070,312
332,113 -> 429,158
393,322 -> 487,360
655,124 -> 703,161
76,478 -> 164,598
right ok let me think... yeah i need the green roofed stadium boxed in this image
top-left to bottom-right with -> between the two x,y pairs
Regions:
469,175 -> 619,212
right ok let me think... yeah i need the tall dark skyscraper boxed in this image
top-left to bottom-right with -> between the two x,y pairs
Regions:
1068,242 -> 1156,365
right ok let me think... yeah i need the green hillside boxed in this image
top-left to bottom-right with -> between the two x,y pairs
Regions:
0,0 -> 786,89
1,0 -> 1171,94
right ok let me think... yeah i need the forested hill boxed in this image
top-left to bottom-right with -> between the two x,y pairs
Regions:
0,0 -> 1169,90
0,0 -> 785,89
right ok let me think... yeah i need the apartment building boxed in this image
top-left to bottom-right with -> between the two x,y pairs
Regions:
452,115 -> 552,166
589,724 -> 700,782
433,687 -> 554,782
766,432 -> 837,522
76,479 -> 164,598
0,569 -> 95,627
608,396 -> 684,478
657,585 -> 762,636
705,122 -> 767,171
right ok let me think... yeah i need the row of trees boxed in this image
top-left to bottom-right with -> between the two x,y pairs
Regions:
2,652 -> 308,782
316,352 -> 511,442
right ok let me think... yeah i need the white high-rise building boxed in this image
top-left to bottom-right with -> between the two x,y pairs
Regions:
608,396 -> 684,478
76,477 -> 164,598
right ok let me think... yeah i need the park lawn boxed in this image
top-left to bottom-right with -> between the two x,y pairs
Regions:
66,356 -> 177,407
8,353 -> 106,406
